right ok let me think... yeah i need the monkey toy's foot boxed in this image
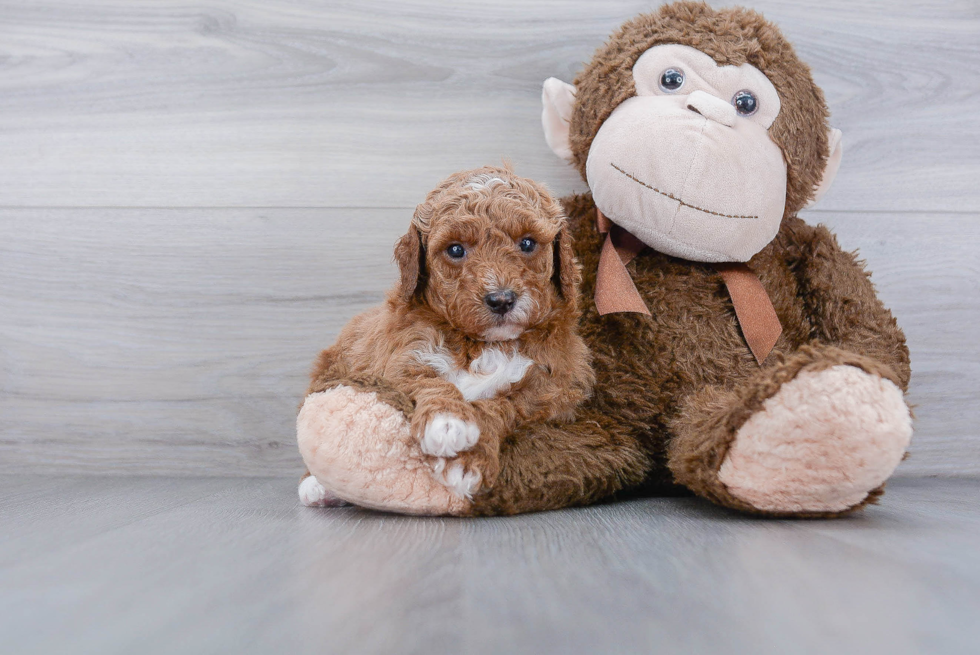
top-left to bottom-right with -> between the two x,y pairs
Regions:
671,350 -> 913,517
718,364 -> 911,513
296,384 -> 472,516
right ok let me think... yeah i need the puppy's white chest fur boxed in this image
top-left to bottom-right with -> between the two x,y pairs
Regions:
416,346 -> 534,401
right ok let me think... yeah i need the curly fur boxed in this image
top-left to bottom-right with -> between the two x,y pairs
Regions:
307,166 -> 594,494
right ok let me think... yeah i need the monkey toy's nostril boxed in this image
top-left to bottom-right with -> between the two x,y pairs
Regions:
484,290 -> 517,315
686,89 -> 737,127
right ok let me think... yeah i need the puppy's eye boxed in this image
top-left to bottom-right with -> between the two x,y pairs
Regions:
446,243 -> 466,259
519,237 -> 536,253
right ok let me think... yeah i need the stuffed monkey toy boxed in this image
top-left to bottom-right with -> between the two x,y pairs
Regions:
297,1 -> 912,517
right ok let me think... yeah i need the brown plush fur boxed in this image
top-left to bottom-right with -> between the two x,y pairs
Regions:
465,190 -> 909,516
465,3 -> 911,516
307,167 -> 594,492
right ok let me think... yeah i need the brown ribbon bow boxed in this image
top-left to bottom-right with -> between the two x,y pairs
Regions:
594,208 -> 782,365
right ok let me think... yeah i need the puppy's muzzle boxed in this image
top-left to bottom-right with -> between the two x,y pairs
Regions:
484,290 -> 517,316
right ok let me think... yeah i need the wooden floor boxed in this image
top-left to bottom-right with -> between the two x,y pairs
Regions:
0,476 -> 977,654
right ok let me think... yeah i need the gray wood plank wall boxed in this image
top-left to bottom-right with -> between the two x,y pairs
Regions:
1,0 -> 978,476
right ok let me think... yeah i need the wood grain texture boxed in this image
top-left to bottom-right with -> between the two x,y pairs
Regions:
0,208 -> 403,475
1,208 -> 977,476
0,0 -> 977,210
1,476 -> 979,654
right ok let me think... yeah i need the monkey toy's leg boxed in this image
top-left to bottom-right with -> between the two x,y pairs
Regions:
465,410 -> 651,516
297,346 -> 466,514
668,222 -> 914,517
298,386 -> 650,516
298,352 -> 651,515
667,345 -> 912,516
298,381 -> 474,515
298,342 -> 654,515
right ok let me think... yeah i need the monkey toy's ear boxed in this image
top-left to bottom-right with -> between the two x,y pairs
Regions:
807,128 -> 844,208
541,77 -> 577,162
393,228 -> 427,303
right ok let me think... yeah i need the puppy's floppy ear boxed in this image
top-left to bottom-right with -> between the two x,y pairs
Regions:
393,228 -> 427,303
551,227 -> 580,302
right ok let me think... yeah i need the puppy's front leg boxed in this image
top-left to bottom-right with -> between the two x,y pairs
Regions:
436,398 -> 516,495
407,382 -> 485,499
410,383 -> 480,458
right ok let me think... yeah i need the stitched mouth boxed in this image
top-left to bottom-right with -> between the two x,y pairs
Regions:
610,163 -> 758,220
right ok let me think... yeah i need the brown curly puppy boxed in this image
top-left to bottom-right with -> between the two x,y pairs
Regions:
300,166 -> 593,504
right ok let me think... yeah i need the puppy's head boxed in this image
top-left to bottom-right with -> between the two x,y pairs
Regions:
393,166 -> 579,342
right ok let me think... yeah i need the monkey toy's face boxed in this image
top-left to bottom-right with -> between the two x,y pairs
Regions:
543,38 -> 842,263
588,45 -> 785,262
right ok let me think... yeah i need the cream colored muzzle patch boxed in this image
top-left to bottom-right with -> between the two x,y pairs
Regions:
586,93 -> 786,262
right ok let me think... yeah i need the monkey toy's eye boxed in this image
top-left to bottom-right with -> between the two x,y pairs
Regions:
733,90 -> 758,116
519,237 -> 536,253
659,68 -> 685,92
446,243 -> 466,259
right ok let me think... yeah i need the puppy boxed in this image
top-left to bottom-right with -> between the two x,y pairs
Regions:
302,166 -> 593,503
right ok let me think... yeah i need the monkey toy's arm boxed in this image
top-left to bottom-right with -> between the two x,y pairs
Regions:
783,217 -> 911,389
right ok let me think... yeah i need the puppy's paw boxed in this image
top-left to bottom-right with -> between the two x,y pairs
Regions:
432,459 -> 483,500
298,475 -> 350,508
420,413 -> 480,457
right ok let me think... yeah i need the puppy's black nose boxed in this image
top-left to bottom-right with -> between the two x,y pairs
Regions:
484,290 -> 517,315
